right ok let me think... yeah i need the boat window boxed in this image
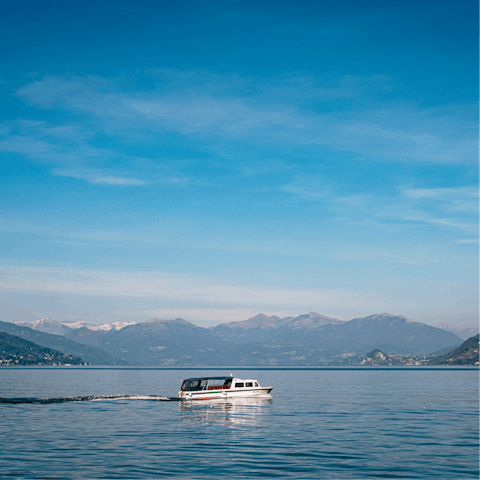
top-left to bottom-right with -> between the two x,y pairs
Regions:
186,379 -> 208,391
223,379 -> 232,388
188,380 -> 200,391
235,382 -> 244,388
246,382 -> 253,388
255,382 -> 259,387
207,379 -> 222,387
207,378 -> 228,390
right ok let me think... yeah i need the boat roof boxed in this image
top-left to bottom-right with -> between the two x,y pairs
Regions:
183,376 -> 232,381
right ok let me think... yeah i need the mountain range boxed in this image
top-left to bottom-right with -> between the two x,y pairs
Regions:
435,323 -> 479,340
65,318 -> 232,365
13,317 -> 136,334
214,312 -> 464,355
1,312 -> 465,366
209,312 -> 344,343
15,314 -> 477,342
0,321 -> 126,365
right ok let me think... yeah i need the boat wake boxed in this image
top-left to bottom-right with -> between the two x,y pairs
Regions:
0,394 -> 178,404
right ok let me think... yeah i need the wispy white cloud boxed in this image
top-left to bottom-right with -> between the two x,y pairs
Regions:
91,176 -> 145,186
402,186 -> 479,200
0,119 -> 192,187
310,186 -> 479,240
402,186 -> 479,215
0,265 -> 476,326
0,265 -> 379,310
0,214 -> 472,270
400,213 -> 477,233
14,74 -> 478,165
455,238 -> 478,244
18,75 -> 107,109
3,72 -> 477,240
280,175 -> 330,199
53,169 -> 146,186
0,119 -> 109,166
397,187 -> 478,236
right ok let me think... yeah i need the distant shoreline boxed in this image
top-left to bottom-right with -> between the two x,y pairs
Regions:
2,365 -> 478,371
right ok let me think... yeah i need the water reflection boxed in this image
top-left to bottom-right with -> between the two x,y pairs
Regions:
179,396 -> 272,426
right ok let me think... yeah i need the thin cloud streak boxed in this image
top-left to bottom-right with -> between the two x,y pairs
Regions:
456,238 -> 479,244
53,169 -> 146,186
0,266 -> 476,326
326,186 -> 478,237
401,213 -> 477,233
1,216 -> 469,267
280,175 -> 330,198
0,119 -> 194,187
0,265 -> 379,310
403,186 -> 479,199
15,74 -> 478,165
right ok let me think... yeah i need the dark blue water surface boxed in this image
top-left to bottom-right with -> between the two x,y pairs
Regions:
0,367 -> 478,479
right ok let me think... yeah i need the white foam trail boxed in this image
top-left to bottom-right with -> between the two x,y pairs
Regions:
90,395 -> 171,401
0,394 -> 177,404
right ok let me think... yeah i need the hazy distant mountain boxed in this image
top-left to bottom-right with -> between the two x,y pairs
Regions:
217,313 -> 290,330
209,313 -> 290,343
61,312 -> 465,365
64,327 -> 105,347
429,334 -> 479,365
62,320 -> 137,331
278,313 -> 463,355
0,321 -> 126,365
210,312 -> 342,344
66,318 -> 232,365
435,323 -> 479,340
13,317 -> 73,336
5,312 -> 467,366
0,331 -> 86,366
286,312 -> 344,329
96,320 -> 137,331
222,314 -> 462,364
15,317 -> 136,333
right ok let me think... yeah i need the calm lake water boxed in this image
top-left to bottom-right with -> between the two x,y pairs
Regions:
0,367 -> 478,479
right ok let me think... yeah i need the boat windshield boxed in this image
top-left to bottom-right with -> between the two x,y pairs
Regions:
182,379 -> 208,391
181,377 -> 232,392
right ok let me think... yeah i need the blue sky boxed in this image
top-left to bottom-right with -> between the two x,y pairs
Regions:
0,0 -> 478,326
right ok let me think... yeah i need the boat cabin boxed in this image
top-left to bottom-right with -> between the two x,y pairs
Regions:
180,376 -> 260,392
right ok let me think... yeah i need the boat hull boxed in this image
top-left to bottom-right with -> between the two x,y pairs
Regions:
179,387 -> 272,401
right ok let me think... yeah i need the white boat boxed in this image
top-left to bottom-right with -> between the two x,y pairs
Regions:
178,375 -> 272,400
